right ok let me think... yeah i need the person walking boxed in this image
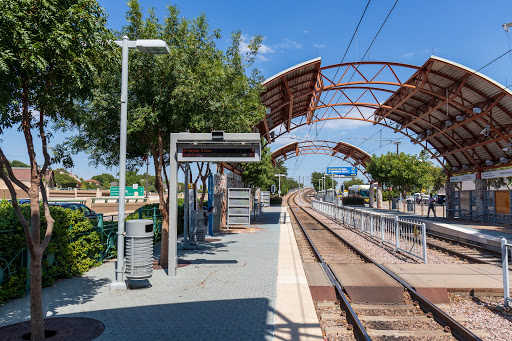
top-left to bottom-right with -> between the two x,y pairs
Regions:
427,194 -> 437,218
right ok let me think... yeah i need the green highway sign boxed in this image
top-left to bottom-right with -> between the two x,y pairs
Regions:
110,186 -> 144,197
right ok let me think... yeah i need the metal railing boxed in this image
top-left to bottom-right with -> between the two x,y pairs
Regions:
502,238 -> 511,307
312,199 -> 427,263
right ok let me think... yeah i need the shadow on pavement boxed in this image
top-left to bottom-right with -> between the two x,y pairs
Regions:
0,275 -> 110,327
54,298 -> 323,340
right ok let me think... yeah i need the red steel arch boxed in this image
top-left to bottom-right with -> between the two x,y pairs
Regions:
271,140 -> 371,180
256,56 -> 512,175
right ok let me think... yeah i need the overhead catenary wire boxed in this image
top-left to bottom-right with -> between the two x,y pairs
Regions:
290,1 -> 373,178
312,0 -> 399,145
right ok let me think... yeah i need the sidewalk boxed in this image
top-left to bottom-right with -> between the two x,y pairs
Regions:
0,206 -> 323,340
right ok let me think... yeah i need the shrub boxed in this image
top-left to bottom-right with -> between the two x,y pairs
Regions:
342,195 -> 365,206
0,200 -> 102,303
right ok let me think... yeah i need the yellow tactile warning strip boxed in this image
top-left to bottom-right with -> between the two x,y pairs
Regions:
273,205 -> 325,341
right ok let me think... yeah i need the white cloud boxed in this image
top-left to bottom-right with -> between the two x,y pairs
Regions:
259,44 -> 274,54
276,38 -> 302,49
321,119 -> 372,130
401,52 -> 414,58
304,30 -> 310,34
313,43 -> 326,49
239,34 -> 274,56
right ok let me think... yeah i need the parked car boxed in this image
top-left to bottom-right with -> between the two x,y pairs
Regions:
49,203 -> 98,220
415,193 -> 429,204
7,199 -> 31,204
435,194 -> 446,205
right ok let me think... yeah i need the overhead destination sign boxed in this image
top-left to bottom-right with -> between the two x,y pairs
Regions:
177,143 -> 261,162
481,168 -> 512,180
327,167 -> 357,176
450,173 -> 476,182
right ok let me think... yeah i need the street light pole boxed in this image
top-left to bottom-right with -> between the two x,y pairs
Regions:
275,174 -> 285,197
110,36 -> 169,290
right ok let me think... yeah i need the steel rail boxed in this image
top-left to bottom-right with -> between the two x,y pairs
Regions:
287,194 -> 371,341
426,233 -> 512,270
301,199 -> 482,341
427,231 -> 502,257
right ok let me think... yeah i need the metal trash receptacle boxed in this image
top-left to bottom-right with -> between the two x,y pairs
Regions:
125,219 -> 153,279
190,209 -> 207,242
406,199 -> 414,212
391,198 -> 397,209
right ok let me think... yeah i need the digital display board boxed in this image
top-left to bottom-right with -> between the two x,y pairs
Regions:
177,143 -> 261,162
181,147 -> 255,158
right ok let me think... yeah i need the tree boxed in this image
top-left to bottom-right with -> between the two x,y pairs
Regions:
366,151 -> 444,211
62,1 -> 265,268
343,178 -> 364,188
243,143 -> 274,191
10,160 -> 29,167
488,176 -> 512,190
92,173 -> 117,187
54,172 -> 78,188
0,1 -> 112,339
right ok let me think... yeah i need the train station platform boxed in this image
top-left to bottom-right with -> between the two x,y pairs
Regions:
0,205 -> 323,341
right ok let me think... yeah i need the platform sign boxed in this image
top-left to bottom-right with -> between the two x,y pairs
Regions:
327,167 -> 357,176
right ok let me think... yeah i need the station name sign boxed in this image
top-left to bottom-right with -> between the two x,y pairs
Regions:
177,142 -> 261,163
327,167 -> 357,176
450,173 -> 476,182
481,168 -> 512,180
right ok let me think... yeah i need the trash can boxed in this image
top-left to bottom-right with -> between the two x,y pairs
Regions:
125,219 -> 153,279
391,198 -> 397,210
406,199 -> 414,212
190,209 -> 207,242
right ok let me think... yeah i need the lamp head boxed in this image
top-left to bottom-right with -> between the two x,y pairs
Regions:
136,39 -> 170,54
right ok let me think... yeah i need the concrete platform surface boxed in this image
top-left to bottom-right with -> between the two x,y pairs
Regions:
385,263 -> 512,292
0,205 -> 323,341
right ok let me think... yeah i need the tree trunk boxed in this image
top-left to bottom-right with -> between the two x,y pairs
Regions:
151,140 -> 169,269
29,249 -> 44,340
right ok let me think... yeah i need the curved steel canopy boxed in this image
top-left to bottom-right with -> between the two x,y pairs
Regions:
271,140 -> 372,180
256,56 -> 512,175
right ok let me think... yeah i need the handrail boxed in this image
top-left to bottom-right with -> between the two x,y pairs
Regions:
502,238 -> 512,307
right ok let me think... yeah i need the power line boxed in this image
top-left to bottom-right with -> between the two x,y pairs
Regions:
313,0 -> 399,144
333,0 -> 372,80
475,48 -> 512,73
291,1 -> 374,178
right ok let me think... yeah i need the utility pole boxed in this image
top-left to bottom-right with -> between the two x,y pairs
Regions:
275,174 -> 285,197
394,141 -> 401,154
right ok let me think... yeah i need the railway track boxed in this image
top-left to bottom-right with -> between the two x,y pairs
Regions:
426,233 -> 510,269
287,190 -> 482,341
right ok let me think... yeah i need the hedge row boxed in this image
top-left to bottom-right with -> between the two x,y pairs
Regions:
0,200 -> 103,304
0,200 -> 184,304
342,195 -> 365,206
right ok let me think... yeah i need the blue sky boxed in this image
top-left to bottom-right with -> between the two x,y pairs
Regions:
3,0 -> 512,185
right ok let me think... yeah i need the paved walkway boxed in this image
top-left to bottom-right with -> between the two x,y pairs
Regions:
0,206 -> 323,341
